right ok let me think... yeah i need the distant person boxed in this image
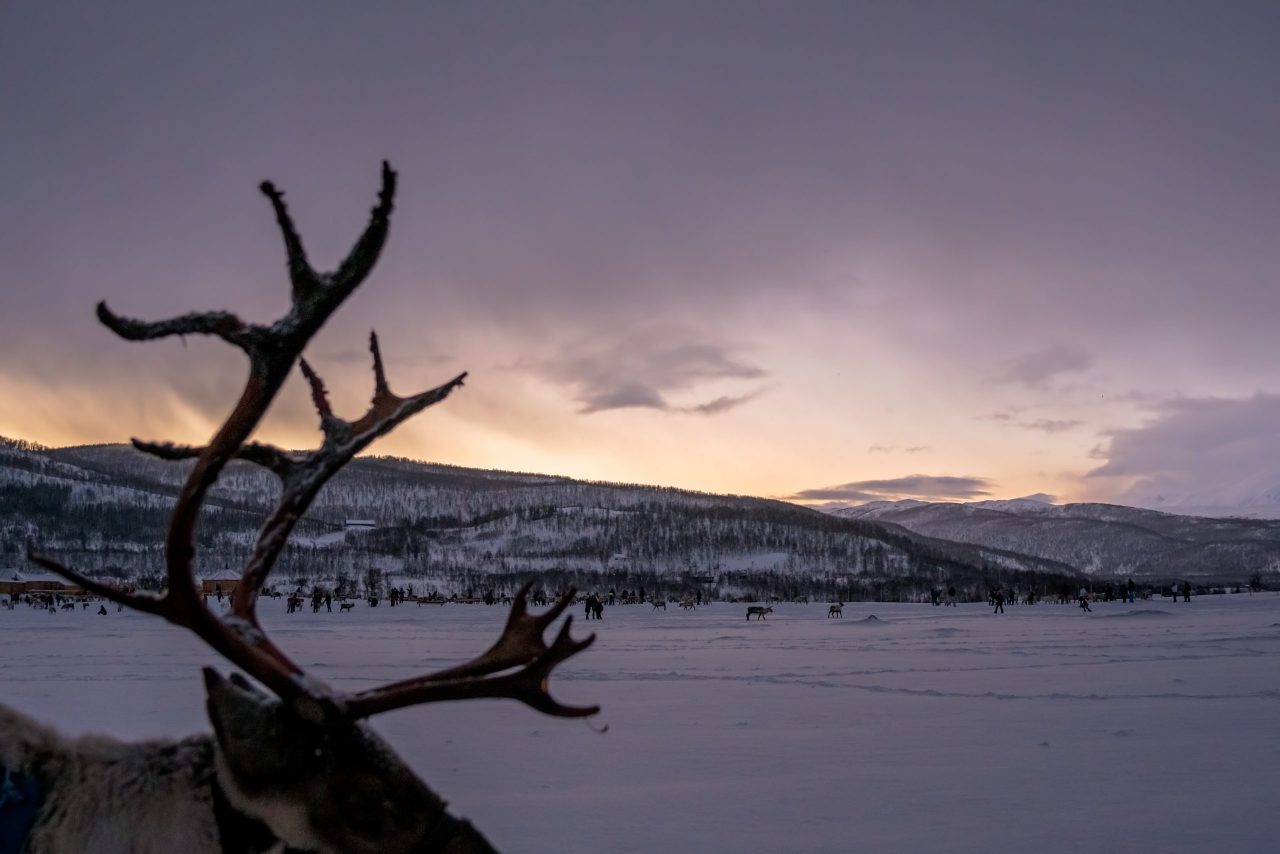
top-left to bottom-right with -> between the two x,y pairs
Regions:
1126,578 -> 1136,603
1078,589 -> 1092,612
993,590 -> 1005,614
1182,582 -> 1191,603
947,586 -> 957,606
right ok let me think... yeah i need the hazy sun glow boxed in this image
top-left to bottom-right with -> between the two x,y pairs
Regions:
3,3 -> 1278,513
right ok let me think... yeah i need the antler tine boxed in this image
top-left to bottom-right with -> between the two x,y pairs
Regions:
132,438 -> 298,479
329,161 -> 397,292
96,303 -> 262,354
26,545 -> 166,616
25,542 -> 329,721
229,359 -> 466,622
369,331 -> 390,398
346,614 -> 599,720
410,582 -> 572,683
259,179 -> 319,298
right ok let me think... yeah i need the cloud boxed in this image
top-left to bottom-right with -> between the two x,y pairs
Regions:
995,345 -> 1093,388
322,347 -> 454,368
1022,418 -> 1083,434
577,382 -> 669,414
681,390 -> 763,416
868,444 -> 894,454
530,329 -> 767,416
788,474 -> 994,503
1086,393 -> 1280,510
905,445 -> 930,454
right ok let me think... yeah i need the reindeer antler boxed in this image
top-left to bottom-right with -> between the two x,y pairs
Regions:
27,164 -> 596,726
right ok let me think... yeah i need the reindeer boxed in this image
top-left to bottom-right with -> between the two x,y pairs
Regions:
651,598 -> 667,611
828,603 -> 843,618
746,605 -> 773,620
6,163 -> 598,854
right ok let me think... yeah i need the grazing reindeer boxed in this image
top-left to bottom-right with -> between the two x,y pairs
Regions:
828,603 -> 843,618
651,599 -> 667,611
746,605 -> 773,620
7,163 -> 598,854
338,601 -> 356,613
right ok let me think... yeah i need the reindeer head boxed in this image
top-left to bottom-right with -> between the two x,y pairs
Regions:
28,163 -> 598,851
205,668 -> 455,853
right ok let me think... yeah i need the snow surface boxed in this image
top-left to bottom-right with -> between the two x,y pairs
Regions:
4,595 -> 1280,853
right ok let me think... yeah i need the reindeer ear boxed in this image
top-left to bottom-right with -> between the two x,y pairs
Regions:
204,667 -> 301,789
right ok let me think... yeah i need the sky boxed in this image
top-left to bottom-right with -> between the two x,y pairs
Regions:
2,1 -> 1279,511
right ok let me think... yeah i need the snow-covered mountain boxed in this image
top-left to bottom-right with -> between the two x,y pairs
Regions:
825,496 -> 1280,580
0,437 -> 1080,599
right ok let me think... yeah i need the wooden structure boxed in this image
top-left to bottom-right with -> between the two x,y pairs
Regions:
1,570 -> 84,595
201,569 -> 243,596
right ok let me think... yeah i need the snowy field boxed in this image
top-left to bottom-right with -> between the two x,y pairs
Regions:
4,594 -> 1280,853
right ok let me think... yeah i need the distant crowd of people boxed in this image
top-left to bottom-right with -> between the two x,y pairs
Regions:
4,577 -> 1211,621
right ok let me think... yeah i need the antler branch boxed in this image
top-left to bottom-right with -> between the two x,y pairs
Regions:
330,161 -> 397,291
26,545 -> 167,615
231,342 -> 466,619
27,161 -> 598,733
132,438 -> 298,478
96,303 -> 263,354
347,588 -> 598,719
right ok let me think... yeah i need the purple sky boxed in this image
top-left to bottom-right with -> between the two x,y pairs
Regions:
3,2 -> 1279,509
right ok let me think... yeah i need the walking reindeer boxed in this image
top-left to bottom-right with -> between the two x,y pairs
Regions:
2,163 -> 598,853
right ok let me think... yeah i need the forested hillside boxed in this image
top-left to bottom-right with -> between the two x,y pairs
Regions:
1,437 -> 1079,600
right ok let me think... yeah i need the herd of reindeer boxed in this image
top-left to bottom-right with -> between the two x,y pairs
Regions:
4,588 -> 847,623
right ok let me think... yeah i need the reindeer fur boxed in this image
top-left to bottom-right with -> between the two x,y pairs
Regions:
0,704 -> 227,853
0,670 -> 496,853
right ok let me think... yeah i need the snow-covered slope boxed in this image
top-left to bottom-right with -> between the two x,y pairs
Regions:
824,496 -> 1280,579
0,437 -> 1078,594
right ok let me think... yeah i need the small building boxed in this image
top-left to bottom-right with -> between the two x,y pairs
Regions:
201,569 -> 243,596
0,569 -> 25,595
345,519 -> 377,532
10,570 -> 83,595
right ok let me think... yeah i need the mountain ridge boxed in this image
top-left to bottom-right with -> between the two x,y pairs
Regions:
0,438 -> 1083,601
824,497 -> 1280,580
